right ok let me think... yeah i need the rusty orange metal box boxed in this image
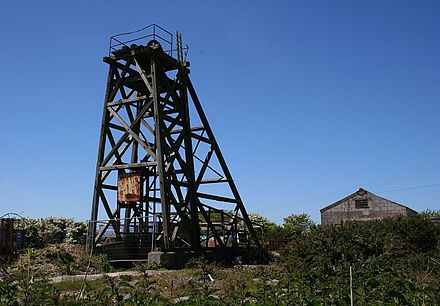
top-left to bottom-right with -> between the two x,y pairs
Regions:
117,173 -> 142,203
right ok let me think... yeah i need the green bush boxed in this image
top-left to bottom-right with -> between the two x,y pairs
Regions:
93,253 -> 113,273
16,217 -> 87,248
2,214 -> 440,304
279,215 -> 440,304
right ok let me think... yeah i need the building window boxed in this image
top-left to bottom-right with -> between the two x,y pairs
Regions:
355,199 -> 369,209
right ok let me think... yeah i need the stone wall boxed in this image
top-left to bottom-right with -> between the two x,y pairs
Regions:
321,191 -> 416,225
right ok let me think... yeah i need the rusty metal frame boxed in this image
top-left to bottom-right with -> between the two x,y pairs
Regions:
87,29 -> 260,255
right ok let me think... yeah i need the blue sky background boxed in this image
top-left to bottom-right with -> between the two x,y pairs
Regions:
0,1 -> 439,223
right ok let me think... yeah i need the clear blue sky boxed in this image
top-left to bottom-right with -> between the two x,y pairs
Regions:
0,1 -> 439,224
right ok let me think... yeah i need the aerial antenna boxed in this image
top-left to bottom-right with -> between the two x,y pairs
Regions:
176,31 -> 189,65
176,31 -> 184,64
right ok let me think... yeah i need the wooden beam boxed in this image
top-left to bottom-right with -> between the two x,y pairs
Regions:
99,161 -> 157,171
101,100 -> 153,166
108,107 -> 158,160
133,58 -> 153,93
197,192 -> 237,203
191,132 -> 213,144
170,126 -> 204,135
107,95 -> 148,107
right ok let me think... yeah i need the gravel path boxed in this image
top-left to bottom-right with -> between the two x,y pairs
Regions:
49,270 -> 165,283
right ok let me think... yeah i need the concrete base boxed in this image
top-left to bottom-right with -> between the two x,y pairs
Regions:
147,247 -> 268,269
148,251 -> 197,269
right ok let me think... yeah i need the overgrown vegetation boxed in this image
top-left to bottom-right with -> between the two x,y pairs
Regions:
250,212 -> 316,241
279,215 -> 440,304
6,244 -> 111,278
16,217 -> 87,248
1,214 -> 440,304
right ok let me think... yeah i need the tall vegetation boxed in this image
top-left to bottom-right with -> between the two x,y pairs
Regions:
16,217 -> 87,248
279,215 -> 440,304
250,213 -> 316,241
1,214 -> 439,304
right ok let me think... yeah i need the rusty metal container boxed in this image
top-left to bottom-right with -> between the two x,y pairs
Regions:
118,173 -> 142,203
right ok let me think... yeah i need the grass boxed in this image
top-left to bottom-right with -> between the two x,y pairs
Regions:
53,277 -> 108,292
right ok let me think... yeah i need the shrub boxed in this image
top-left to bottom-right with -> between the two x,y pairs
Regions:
93,253 -> 113,273
16,217 -> 87,248
279,215 -> 440,304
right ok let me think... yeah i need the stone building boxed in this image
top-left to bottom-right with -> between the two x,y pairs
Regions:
320,188 -> 417,226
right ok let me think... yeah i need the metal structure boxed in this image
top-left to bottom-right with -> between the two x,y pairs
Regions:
86,25 -> 260,260
0,214 -> 25,257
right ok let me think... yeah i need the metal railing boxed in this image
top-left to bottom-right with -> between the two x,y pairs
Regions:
109,24 -> 173,56
88,207 -> 262,252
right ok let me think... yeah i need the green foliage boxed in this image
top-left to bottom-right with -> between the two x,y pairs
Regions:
254,212 -> 316,242
2,214 -> 440,304
182,257 -> 222,305
16,218 -> 42,248
46,246 -> 75,275
65,220 -> 88,244
128,272 -> 167,305
9,244 -> 108,278
248,213 -> 277,230
279,215 -> 440,304
248,213 -> 278,241
93,253 -> 113,273
16,217 -> 87,248
0,248 -> 64,305
419,209 -> 440,219
282,213 -> 316,236
135,261 -> 161,272
185,257 -> 210,270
